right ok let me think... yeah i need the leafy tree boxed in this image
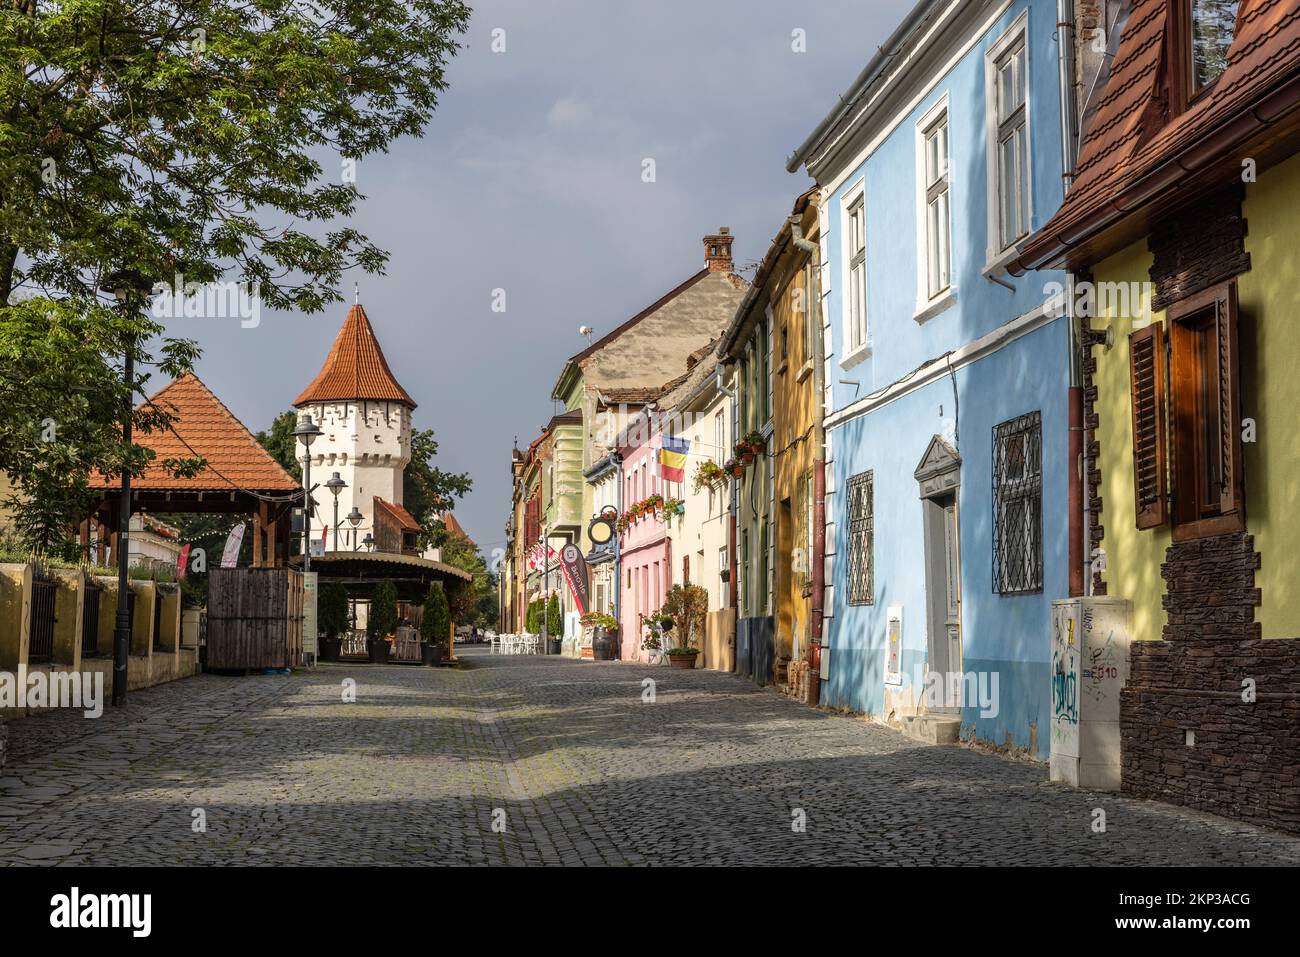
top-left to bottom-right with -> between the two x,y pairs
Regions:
319,582 -> 350,639
255,411 -> 303,482
0,299 -> 201,552
420,583 -> 450,645
1,0 -> 470,549
660,584 -> 708,653
405,430 -> 472,547
546,593 -> 561,638
525,599 -> 541,634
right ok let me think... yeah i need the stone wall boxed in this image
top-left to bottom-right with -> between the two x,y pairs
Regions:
1121,532 -> 1300,833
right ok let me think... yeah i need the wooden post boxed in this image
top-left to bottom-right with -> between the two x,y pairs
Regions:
79,518 -> 91,564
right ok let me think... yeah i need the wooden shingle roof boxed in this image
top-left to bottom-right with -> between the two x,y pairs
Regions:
294,303 -> 416,409
1015,0 -> 1300,271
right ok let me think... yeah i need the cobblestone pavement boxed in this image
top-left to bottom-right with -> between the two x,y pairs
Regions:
2,649 -> 1298,866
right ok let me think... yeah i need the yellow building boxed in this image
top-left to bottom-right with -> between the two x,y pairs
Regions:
1013,0 -> 1300,833
740,190 -> 822,699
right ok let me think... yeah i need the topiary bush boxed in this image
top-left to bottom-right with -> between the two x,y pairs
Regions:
546,593 -> 561,637
319,583 -> 350,639
421,583 -> 451,646
367,580 -> 399,640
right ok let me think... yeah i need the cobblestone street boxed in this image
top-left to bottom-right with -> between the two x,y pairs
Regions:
2,649 -> 1298,866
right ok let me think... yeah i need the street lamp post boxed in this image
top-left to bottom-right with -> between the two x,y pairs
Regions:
362,532 -> 374,552
292,415 -> 322,571
325,472 -> 347,553
102,270 -> 151,708
346,506 -> 363,550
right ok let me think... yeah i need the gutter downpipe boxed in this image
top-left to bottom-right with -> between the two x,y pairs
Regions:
790,214 -> 823,706
1057,0 -> 1086,597
613,451 -> 624,660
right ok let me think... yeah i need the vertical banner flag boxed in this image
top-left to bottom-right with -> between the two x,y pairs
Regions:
221,523 -> 246,568
177,543 -> 192,580
659,436 -> 689,484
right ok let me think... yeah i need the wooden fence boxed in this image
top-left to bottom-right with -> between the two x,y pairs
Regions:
206,567 -> 304,670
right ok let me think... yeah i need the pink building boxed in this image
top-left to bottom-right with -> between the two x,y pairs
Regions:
617,414 -> 672,661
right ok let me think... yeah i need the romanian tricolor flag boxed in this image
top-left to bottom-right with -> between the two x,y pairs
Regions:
659,436 -> 689,484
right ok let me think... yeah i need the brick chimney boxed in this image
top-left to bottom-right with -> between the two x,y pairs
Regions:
703,227 -> 734,273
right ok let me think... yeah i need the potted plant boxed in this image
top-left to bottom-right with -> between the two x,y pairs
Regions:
745,430 -> 766,454
585,612 -> 619,660
661,583 -> 708,669
736,439 -> 754,465
724,457 -> 743,478
420,582 -> 450,666
546,593 -> 563,654
367,580 -> 398,663
693,459 -> 725,493
318,582 -> 349,662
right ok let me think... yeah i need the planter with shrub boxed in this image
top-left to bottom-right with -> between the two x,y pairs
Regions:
421,582 -> 451,666
367,580 -> 398,663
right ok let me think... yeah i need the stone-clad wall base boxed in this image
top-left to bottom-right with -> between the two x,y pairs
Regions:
1121,667 -> 1300,834
1122,531 -> 1300,833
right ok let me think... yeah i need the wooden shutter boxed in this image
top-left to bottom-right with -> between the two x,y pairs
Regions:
1129,322 -> 1168,529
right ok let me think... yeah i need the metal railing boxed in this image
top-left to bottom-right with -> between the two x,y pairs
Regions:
28,569 -> 57,664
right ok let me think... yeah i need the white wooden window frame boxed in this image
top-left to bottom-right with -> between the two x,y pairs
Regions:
839,178 -> 869,368
914,95 -> 955,321
984,10 -> 1033,270
838,177 -> 870,368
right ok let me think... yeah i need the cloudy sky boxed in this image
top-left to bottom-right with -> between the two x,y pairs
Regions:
170,0 -> 913,553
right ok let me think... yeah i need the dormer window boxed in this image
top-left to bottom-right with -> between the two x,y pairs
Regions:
1190,0 -> 1239,93
1172,0 -> 1240,112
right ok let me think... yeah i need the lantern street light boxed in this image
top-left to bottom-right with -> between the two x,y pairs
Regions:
325,472 -> 347,552
362,532 -> 375,552
346,506 -> 363,550
292,414 -> 323,571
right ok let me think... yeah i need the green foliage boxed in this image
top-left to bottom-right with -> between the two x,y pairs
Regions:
546,593 -> 561,637
420,583 -> 450,645
405,433 -> 472,548
660,583 -> 708,653
0,300 -> 200,551
255,411 -> 303,482
319,583 -> 350,639
1,0 -> 470,552
431,519 -> 497,627
367,580 -> 398,639
525,598 -> 543,634
171,513 -> 244,607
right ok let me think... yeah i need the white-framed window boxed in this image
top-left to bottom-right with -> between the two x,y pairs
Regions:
714,409 -> 726,462
842,185 -> 868,357
986,14 -> 1031,259
919,105 -> 952,302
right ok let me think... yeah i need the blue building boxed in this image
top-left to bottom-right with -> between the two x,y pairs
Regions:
787,0 -> 1085,756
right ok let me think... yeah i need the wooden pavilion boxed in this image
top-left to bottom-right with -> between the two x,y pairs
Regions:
83,372 -> 302,566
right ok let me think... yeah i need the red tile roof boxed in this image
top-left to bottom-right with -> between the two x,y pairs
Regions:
1016,0 -> 1300,271
294,303 -> 416,408
89,372 -> 299,492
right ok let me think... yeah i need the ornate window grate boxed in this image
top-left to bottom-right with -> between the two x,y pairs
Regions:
992,411 -> 1043,594
846,470 -> 874,605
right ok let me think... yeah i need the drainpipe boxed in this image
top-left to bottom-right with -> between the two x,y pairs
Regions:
613,452 -> 624,659
1057,0 -> 1086,596
790,213 -> 823,706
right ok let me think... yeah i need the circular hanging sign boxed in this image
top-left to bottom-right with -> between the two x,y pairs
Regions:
588,515 -> 615,545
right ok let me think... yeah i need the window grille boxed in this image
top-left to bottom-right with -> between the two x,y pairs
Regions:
992,411 -> 1043,594
846,471 -> 874,605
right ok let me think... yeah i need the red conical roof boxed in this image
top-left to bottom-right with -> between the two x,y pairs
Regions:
294,303 -> 416,408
